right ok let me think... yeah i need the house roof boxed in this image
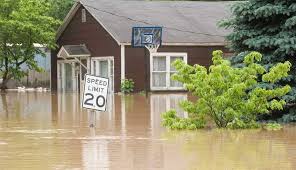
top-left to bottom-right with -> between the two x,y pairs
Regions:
63,45 -> 91,56
57,0 -> 233,46
57,45 -> 91,58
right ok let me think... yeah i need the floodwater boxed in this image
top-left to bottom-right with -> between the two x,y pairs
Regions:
0,92 -> 296,170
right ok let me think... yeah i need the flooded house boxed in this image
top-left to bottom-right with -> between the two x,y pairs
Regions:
52,0 -> 231,93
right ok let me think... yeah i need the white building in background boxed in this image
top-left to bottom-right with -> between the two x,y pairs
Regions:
5,44 -> 51,89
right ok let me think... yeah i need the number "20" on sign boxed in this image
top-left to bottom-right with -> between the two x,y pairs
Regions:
84,93 -> 106,107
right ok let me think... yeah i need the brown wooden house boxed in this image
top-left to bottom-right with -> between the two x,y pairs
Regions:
52,0 -> 231,93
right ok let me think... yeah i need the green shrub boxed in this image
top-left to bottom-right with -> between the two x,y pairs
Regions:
161,110 -> 205,130
121,79 -> 135,93
263,123 -> 283,131
162,50 -> 291,129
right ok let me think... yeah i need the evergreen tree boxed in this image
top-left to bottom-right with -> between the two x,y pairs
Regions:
220,0 -> 296,122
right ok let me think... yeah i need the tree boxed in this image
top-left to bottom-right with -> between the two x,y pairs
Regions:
0,0 -> 60,89
162,51 -> 291,129
220,0 -> 296,122
46,0 -> 74,22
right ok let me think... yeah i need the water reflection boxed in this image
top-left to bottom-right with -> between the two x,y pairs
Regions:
0,92 -> 296,170
82,128 -> 110,170
165,128 -> 296,170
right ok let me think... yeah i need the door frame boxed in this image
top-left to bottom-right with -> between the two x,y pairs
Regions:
57,59 -> 77,92
90,56 -> 115,93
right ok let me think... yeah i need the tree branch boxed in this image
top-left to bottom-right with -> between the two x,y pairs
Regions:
16,30 -> 33,67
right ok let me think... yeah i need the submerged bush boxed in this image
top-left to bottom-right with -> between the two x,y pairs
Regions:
263,123 -> 283,131
121,79 -> 135,93
162,50 -> 291,129
161,110 -> 205,130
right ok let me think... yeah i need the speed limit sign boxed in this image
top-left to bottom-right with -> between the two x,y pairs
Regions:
82,74 -> 109,111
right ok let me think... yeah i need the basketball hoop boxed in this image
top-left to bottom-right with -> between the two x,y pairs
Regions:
132,27 -> 162,49
145,44 -> 159,54
131,27 -> 162,93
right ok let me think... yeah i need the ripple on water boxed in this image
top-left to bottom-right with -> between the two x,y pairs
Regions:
1,129 -> 75,134
39,136 -> 168,141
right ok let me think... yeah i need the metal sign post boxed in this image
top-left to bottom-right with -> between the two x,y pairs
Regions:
82,74 -> 109,128
89,110 -> 96,128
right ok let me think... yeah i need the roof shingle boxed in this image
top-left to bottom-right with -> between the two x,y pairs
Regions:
79,0 -> 232,44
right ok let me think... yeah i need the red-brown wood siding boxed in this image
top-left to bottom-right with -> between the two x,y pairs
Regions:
125,45 -> 228,92
51,6 -> 121,92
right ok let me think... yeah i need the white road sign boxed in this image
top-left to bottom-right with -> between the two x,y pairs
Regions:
82,74 -> 109,111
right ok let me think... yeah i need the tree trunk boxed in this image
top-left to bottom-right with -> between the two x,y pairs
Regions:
1,71 -> 9,91
1,53 -> 9,91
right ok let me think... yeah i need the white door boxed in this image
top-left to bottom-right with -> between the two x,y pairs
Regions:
91,57 -> 114,93
57,61 -> 77,92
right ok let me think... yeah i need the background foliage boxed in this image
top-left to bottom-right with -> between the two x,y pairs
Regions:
220,0 -> 296,122
46,0 -> 74,22
162,51 -> 291,129
0,0 -> 60,89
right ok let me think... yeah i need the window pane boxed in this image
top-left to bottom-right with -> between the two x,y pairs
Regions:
152,72 -> 166,87
65,63 -> 73,91
170,73 -> 183,87
170,56 -> 183,71
153,56 -> 166,71
93,61 -> 96,75
99,60 -> 109,78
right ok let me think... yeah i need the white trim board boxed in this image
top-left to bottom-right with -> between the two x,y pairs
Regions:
121,45 -> 125,82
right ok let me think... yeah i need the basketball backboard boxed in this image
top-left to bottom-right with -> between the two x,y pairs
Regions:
132,27 -> 162,48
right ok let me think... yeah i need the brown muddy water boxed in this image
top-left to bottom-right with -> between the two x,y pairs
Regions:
0,92 -> 296,170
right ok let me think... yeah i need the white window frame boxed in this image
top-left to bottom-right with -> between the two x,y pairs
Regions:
91,56 -> 114,93
150,52 -> 187,91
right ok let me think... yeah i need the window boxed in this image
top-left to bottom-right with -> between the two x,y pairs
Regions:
150,53 -> 187,90
82,9 -> 86,23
